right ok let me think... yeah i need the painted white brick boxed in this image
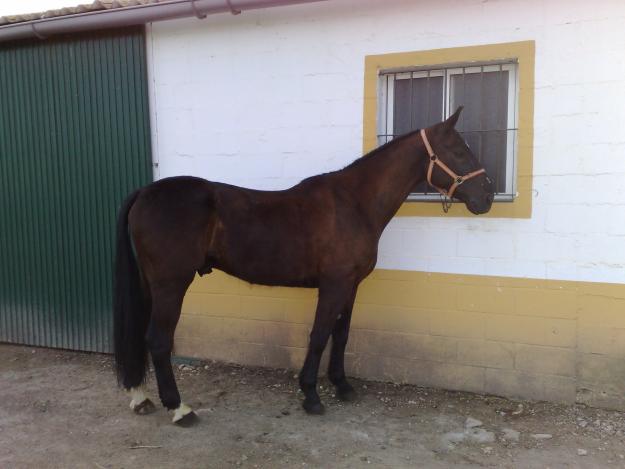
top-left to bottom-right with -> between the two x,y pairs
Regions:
575,235 -> 625,265
376,254 -> 429,273
378,228 -> 407,257
483,259 -> 547,279
544,205 -> 611,235
547,261 -> 625,284
542,174 -> 625,206
536,143 -> 625,176
515,233 -> 578,263
427,257 -> 485,276
457,231 -> 515,260
575,263 -> 625,284
546,261 -> 584,282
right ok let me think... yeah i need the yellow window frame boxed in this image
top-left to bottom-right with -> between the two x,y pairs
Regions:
363,41 -> 535,218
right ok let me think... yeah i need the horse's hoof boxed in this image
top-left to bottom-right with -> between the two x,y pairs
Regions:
133,398 -> 157,415
335,381 -> 358,402
337,386 -> 358,402
173,411 -> 199,427
303,399 -> 325,415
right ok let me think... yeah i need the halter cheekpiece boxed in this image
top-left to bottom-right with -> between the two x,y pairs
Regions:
420,129 -> 486,210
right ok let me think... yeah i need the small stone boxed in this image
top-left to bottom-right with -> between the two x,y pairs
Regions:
531,434 -> 553,440
465,417 -> 483,429
577,449 -> 588,456
204,365 -> 210,370
502,428 -> 520,442
441,431 -> 466,445
578,420 -> 588,428
466,428 -> 495,444
482,446 -> 493,455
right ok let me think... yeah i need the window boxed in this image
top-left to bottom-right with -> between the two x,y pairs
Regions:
363,41 -> 535,218
378,61 -> 518,201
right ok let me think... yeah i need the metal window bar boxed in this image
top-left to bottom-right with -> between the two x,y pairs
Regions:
378,60 -> 518,201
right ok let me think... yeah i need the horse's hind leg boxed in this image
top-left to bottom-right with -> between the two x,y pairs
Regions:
146,276 -> 197,426
328,285 -> 358,402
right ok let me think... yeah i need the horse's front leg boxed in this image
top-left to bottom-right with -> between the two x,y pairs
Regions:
299,279 -> 356,415
328,285 -> 358,402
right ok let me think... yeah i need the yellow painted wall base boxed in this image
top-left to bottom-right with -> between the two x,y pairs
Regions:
177,269 -> 625,410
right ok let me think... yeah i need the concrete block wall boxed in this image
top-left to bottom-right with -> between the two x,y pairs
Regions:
176,271 -> 625,410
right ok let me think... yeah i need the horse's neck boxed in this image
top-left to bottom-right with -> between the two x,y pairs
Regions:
341,132 -> 427,232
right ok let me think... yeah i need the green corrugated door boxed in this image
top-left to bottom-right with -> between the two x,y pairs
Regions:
0,27 -> 153,352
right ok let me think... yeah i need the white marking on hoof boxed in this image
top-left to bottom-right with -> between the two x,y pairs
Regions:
129,387 -> 149,410
172,403 -> 193,423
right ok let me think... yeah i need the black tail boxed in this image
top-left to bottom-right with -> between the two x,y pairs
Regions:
113,189 -> 150,389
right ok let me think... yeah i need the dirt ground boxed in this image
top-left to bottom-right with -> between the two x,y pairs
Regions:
1,344 -> 624,468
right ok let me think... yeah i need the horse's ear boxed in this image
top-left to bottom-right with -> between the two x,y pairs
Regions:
444,106 -> 463,130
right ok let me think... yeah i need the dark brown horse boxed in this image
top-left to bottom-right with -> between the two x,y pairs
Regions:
113,107 -> 494,426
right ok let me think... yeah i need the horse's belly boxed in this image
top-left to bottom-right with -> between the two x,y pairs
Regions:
217,264 -> 318,288
215,247 -> 318,288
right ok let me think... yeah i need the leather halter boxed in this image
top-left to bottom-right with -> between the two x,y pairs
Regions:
420,128 -> 486,200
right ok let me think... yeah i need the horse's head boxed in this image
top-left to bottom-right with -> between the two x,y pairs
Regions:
422,107 -> 495,214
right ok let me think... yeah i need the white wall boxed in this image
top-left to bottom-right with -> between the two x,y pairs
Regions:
147,0 -> 625,284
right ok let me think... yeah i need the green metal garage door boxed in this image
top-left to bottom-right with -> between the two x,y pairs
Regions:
0,27 -> 153,352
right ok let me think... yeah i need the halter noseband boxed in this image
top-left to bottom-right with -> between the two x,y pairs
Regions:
420,129 -> 485,201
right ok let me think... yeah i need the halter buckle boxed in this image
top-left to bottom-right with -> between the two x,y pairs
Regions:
455,176 -> 464,185
430,155 -> 437,161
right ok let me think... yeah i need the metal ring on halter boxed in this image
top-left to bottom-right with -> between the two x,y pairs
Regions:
226,0 -> 242,15
440,194 -> 452,213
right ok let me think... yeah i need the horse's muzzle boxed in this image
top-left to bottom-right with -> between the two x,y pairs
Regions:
466,192 -> 494,215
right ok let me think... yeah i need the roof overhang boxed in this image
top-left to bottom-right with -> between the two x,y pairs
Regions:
0,0 -> 327,43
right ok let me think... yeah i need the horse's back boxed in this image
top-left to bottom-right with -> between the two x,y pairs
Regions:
126,174 -> 365,286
